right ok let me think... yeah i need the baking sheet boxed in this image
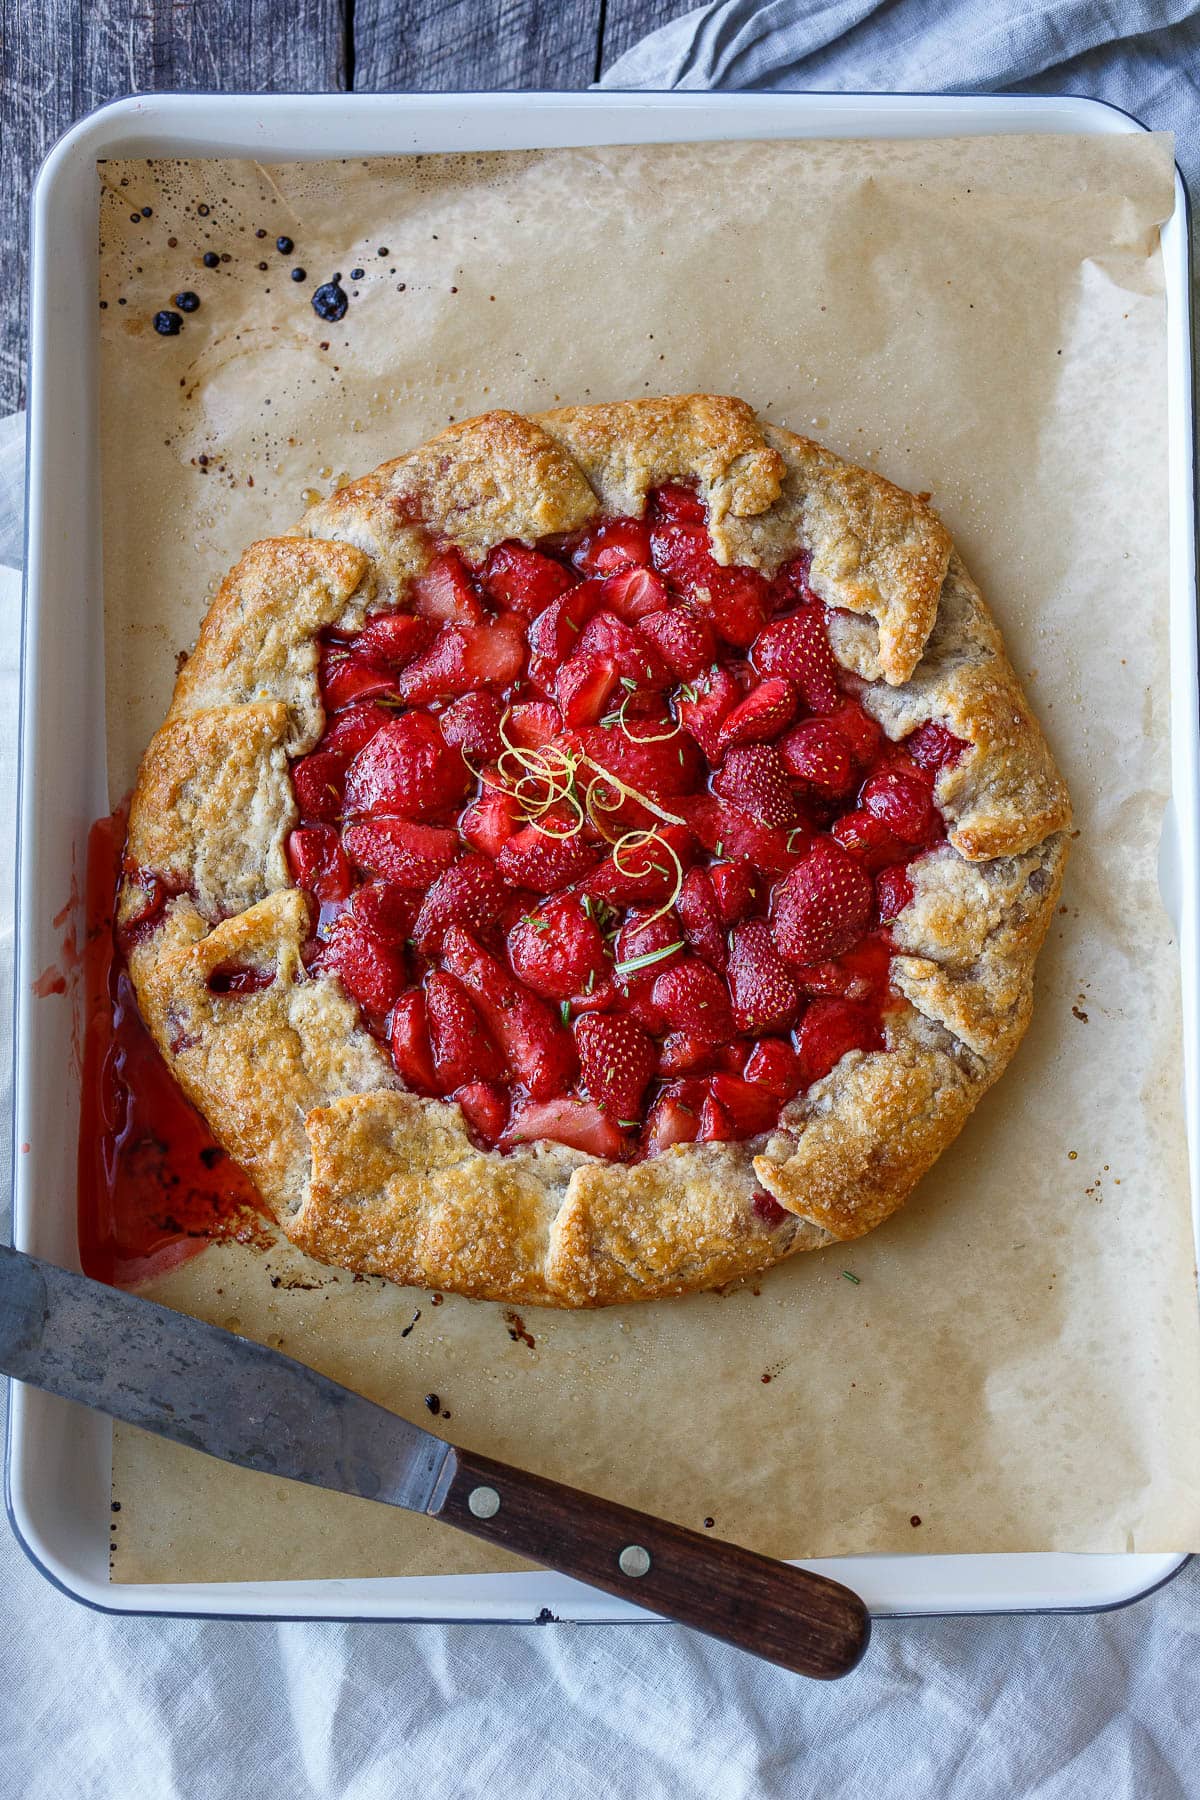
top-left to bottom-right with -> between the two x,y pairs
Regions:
92,133 -> 1200,1582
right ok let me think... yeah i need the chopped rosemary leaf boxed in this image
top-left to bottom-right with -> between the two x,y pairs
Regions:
620,675 -> 637,691
613,939 -> 685,978
714,840 -> 724,857
618,1119 -> 639,1130
560,1000 -> 571,1025
841,1270 -> 861,1285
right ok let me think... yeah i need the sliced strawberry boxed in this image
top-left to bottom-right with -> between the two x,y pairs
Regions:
796,997 -> 883,1086
712,745 -> 797,830
291,749 -> 348,823
600,567 -> 669,622
860,768 -> 937,846
576,610 -> 672,688
502,1095 -> 624,1158
454,1080 -> 510,1146
413,854 -> 508,954
389,989 -> 439,1096
695,1090 -> 735,1142
709,858 -> 760,925
792,938 -> 893,1005
742,1037 -> 804,1101
343,818 -> 458,888
569,977 -> 619,1015
496,823 -> 603,893
354,612 -> 435,670
677,664 -> 740,759
424,969 -> 504,1090
320,702 -> 392,757
647,1087 -> 705,1144
397,620 -> 526,704
828,698 -> 884,767
319,648 -> 398,713
727,919 -> 800,1034
651,957 -> 735,1043
700,1073 -> 779,1139
831,809 -> 905,872
695,567 -> 772,649
875,863 -> 915,925
636,607 -> 715,680
439,691 -> 505,760
714,677 -> 797,753
652,482 -> 707,525
526,580 -> 605,689
412,548 -> 484,624
771,840 -> 874,965
643,1082 -> 704,1153
780,718 -> 855,798
584,824 -> 696,906
574,718 -> 701,801
751,605 -> 841,713
286,825 -> 351,902
350,881 -> 420,944
657,1032 -> 720,1077
344,712 -> 470,820
442,926 -> 576,1100
677,866 -> 727,970
505,700 -> 564,748
556,652 -> 620,727
655,519 -> 772,646
622,978 -> 668,1036
459,786 -> 521,859
676,795 -> 799,876
574,518 -> 654,575
906,719 -> 968,771
650,519 -> 716,593
315,913 -> 407,1016
481,541 -> 574,618
507,894 -> 610,1001
574,1013 -> 656,1121
612,908 -> 685,980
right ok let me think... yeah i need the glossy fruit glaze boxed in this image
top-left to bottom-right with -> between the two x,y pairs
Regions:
282,483 -> 966,1161
78,811 -> 273,1284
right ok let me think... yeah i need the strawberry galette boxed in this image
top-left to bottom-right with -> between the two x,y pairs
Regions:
120,395 -> 1070,1306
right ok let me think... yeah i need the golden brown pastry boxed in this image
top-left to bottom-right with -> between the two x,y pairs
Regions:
120,396 -> 1070,1306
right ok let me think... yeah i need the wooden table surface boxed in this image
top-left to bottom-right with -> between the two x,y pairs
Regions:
1,0 -> 692,413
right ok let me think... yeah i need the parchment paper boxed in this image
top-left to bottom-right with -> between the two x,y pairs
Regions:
94,135 -> 1200,1583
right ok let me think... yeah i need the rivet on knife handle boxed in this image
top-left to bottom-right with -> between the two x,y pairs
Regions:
431,1445 -> 870,1680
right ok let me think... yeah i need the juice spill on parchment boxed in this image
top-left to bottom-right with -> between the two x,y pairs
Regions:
77,809 -> 273,1287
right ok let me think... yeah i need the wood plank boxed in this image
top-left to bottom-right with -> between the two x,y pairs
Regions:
0,0 -> 347,411
353,0 -> 601,94
599,0 -> 698,74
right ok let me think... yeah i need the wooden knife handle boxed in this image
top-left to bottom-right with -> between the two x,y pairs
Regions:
431,1445 -> 869,1680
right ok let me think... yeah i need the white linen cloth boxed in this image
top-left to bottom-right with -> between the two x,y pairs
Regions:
5,0 -> 1200,1768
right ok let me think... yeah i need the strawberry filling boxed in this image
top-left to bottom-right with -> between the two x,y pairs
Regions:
283,486 -> 966,1167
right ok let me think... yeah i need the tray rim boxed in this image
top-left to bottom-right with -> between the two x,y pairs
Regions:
8,86 -> 1197,1623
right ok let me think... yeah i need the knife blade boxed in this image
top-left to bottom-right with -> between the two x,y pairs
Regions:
0,1243 -> 869,1678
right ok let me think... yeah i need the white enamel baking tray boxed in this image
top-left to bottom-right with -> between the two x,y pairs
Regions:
9,91 -> 1197,1622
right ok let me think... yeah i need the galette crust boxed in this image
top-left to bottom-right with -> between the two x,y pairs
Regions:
122,395 -> 1071,1306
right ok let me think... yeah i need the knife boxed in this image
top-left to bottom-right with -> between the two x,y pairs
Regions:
0,1243 -> 869,1677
